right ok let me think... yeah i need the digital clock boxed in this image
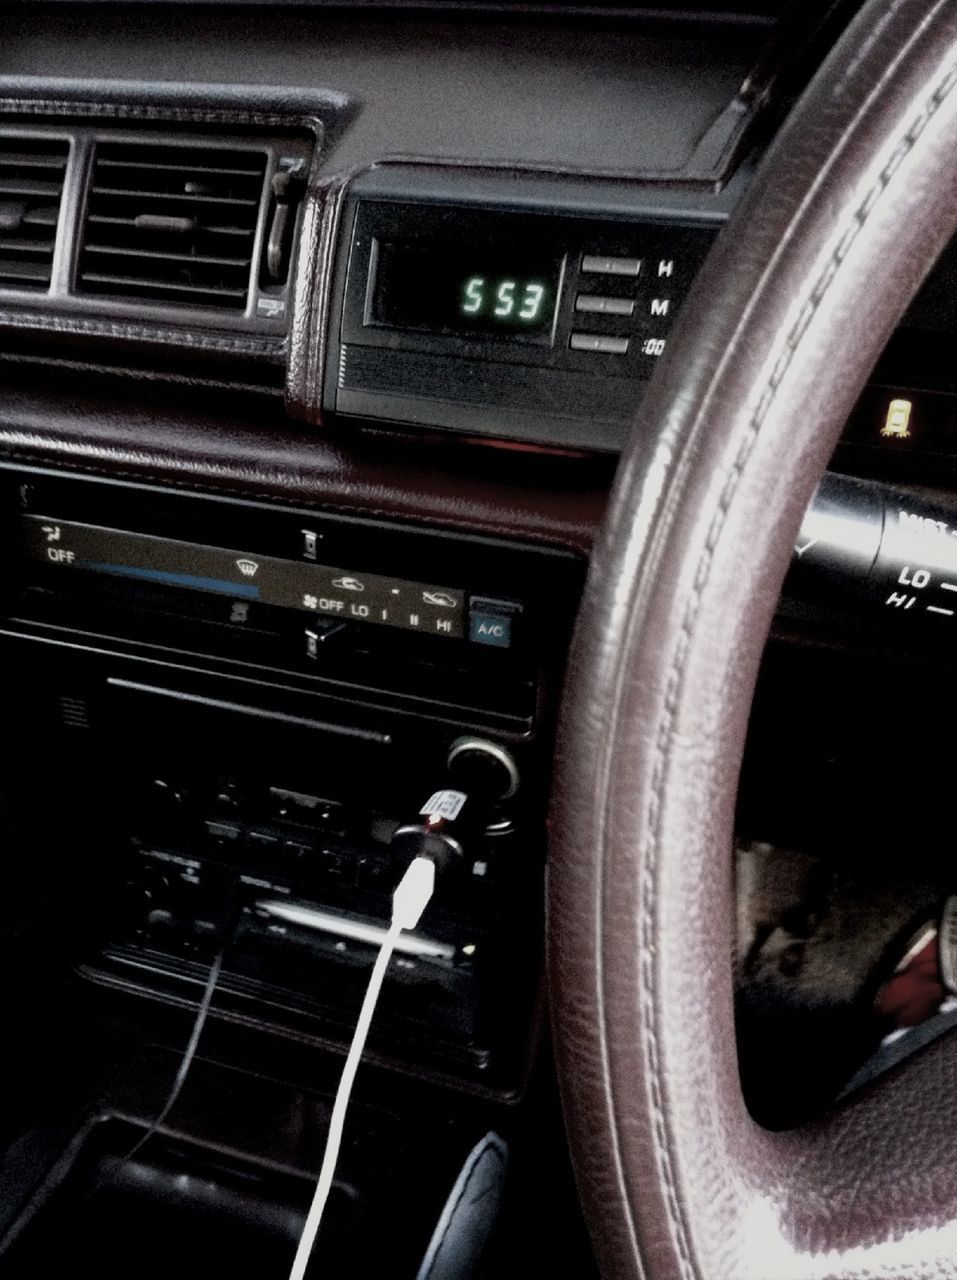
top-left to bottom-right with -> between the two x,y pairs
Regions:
371,241 -> 562,340
460,275 -> 549,326
332,185 -> 721,451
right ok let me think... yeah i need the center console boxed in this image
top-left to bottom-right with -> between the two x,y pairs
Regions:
0,466 -> 584,1099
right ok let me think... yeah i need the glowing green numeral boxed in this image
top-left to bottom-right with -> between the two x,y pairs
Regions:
462,276 -> 548,324
494,281 -> 516,317
462,277 -> 485,314
519,283 -> 545,321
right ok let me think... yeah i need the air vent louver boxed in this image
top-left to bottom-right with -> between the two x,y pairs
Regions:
0,137 -> 69,291
78,142 -> 268,311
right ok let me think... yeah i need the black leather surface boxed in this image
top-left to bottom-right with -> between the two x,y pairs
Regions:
0,367 -> 611,553
1,5 -> 765,180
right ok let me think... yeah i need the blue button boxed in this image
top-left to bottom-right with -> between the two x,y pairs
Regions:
470,612 -> 513,648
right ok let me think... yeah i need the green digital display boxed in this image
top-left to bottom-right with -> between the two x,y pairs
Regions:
373,242 -> 561,339
460,276 -> 549,325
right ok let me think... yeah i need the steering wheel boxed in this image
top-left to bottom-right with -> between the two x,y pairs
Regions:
548,2 -> 957,1277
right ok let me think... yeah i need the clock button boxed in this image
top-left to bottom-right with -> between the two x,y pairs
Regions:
570,333 -> 630,355
581,254 -> 642,277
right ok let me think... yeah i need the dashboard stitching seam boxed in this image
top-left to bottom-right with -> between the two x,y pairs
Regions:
301,179 -> 349,418
0,310 -> 284,355
637,53 -> 957,1280
0,98 -> 338,131
297,189 -> 326,412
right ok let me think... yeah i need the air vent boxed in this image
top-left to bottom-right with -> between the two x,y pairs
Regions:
0,136 -> 69,291
77,142 -> 269,311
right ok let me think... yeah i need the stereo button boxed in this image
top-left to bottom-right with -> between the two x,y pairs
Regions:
248,830 -> 281,851
206,820 -> 242,852
357,854 -> 393,892
283,839 -> 314,871
270,786 -> 323,817
146,908 -> 177,933
318,846 -> 356,887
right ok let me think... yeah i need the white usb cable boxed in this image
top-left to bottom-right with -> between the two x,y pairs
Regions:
288,856 -> 436,1280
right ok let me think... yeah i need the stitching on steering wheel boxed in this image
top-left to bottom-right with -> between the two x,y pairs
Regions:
629,52 -> 957,1280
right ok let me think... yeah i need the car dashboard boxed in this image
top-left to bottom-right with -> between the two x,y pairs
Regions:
0,2 -> 953,1277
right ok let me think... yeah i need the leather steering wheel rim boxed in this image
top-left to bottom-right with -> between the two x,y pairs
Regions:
548,3 -> 957,1277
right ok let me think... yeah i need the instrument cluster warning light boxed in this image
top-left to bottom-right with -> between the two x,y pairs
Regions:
881,397 -> 914,439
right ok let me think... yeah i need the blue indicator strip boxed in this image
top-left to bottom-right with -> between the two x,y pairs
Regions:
79,561 -> 261,599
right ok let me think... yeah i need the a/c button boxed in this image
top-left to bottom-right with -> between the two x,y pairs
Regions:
470,596 -> 522,648
470,612 -> 513,648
